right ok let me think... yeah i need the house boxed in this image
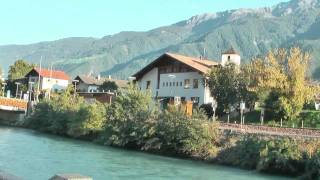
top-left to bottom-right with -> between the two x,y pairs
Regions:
25,68 -> 70,91
74,75 -> 128,92
132,48 -> 241,107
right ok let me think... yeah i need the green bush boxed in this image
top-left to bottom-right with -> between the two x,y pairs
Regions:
100,86 -> 160,148
148,107 -> 219,158
298,111 -> 320,128
26,87 -> 106,137
302,151 -> 320,180
67,102 -> 107,138
257,138 -> 304,176
215,135 -> 262,169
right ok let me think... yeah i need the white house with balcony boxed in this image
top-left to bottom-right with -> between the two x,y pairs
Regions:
132,48 -> 241,107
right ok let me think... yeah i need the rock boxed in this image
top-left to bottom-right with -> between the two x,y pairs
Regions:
49,174 -> 93,180
0,171 -> 22,180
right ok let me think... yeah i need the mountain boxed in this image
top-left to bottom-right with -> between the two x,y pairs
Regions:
1,0 -> 320,79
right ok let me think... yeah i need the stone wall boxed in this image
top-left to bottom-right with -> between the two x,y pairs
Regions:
0,109 -> 25,125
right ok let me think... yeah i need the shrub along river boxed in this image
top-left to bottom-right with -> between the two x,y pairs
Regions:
0,126 -> 291,180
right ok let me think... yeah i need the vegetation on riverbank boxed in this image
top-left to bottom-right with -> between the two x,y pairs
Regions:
23,85 -> 320,179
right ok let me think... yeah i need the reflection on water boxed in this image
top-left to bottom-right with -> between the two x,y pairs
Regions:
0,126 -> 290,180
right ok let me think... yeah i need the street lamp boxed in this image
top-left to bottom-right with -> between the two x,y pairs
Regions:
2,82 -> 7,97
28,82 -> 35,102
72,79 -> 79,96
15,82 -> 21,99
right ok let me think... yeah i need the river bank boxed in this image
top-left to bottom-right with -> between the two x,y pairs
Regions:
0,126 -> 291,180
17,87 -> 320,179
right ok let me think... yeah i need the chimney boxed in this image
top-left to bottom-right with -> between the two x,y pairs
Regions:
108,75 -> 111,80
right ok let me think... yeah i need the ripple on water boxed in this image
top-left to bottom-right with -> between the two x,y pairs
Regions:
0,127 -> 291,180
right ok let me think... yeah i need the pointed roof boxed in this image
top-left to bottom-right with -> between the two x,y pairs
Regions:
75,75 -> 128,88
222,47 -> 239,55
26,68 -> 70,80
132,52 -> 219,80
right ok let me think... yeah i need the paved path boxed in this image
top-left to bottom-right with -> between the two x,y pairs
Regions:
219,122 -> 320,138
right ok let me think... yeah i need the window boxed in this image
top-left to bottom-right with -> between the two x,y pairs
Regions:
191,97 -> 200,106
193,79 -> 199,89
176,82 -> 179,86
169,82 -> 172,86
181,97 -> 186,102
173,82 -> 175,86
163,82 -> 165,87
184,79 -> 190,89
166,82 -> 168,87
228,56 -> 231,60
180,82 -> 183,86
146,81 -> 151,89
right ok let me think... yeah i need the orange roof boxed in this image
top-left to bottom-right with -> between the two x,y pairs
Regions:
166,53 -> 219,73
133,52 -> 219,80
33,68 -> 70,80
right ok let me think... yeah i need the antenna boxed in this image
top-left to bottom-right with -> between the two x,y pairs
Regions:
37,56 -> 42,102
50,62 -> 53,80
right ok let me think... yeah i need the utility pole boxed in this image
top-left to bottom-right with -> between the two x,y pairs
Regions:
2,82 -> 7,97
15,82 -> 21,99
72,80 -> 79,98
37,56 -> 42,102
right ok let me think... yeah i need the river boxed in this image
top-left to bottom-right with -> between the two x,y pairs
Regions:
0,126 -> 291,180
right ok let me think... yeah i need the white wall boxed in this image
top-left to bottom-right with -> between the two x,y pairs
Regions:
138,68 -> 214,105
221,54 -> 241,66
137,67 -> 158,96
28,76 -> 69,91
88,85 -> 99,92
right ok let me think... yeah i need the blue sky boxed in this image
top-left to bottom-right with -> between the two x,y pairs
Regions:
0,0 -> 288,45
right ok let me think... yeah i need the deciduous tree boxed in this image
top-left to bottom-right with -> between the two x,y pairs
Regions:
249,47 -> 317,121
8,60 -> 34,80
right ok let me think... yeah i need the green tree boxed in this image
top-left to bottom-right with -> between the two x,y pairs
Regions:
249,48 -> 317,121
99,81 -> 118,92
207,64 -> 239,115
67,102 -> 106,138
100,85 -> 160,148
207,64 -> 256,115
8,60 -> 34,80
25,86 -> 106,137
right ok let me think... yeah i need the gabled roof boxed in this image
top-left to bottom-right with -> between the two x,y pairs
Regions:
132,52 -> 219,80
222,47 -> 239,55
75,75 -> 128,88
26,68 -> 70,80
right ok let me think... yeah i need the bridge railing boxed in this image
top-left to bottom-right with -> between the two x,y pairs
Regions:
0,97 -> 28,111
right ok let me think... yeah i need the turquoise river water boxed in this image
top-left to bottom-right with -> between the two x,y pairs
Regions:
0,126 -> 292,180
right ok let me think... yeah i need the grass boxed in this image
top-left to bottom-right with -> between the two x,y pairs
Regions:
218,109 -> 320,129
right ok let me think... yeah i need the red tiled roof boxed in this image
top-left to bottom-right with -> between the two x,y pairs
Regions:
33,68 -> 70,80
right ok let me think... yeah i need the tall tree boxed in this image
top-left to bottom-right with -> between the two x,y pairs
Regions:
206,64 -> 255,115
8,60 -> 34,80
249,47 -> 317,121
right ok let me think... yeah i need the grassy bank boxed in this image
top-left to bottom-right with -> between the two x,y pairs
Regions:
22,87 -> 320,179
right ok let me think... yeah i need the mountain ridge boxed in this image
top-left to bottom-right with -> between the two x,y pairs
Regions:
1,0 -> 320,79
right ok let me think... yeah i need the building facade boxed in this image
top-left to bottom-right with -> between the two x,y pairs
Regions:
25,68 -> 70,91
132,49 -> 240,106
74,75 -> 128,93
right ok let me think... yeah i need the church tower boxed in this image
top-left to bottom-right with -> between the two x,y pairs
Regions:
221,47 -> 241,66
